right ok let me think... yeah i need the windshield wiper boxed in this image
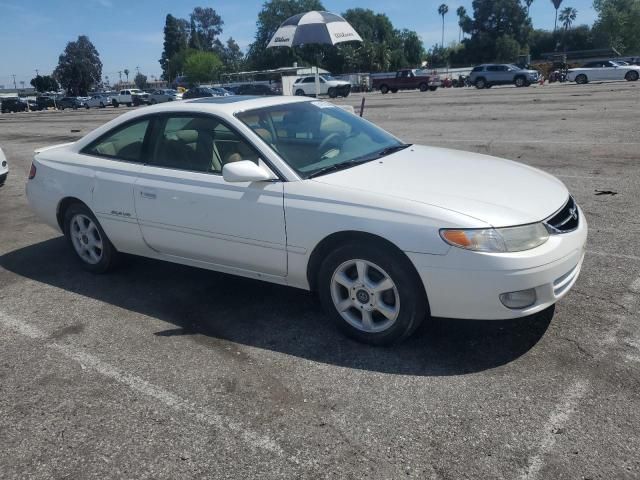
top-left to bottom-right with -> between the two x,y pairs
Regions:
307,159 -> 372,179
377,144 -> 411,157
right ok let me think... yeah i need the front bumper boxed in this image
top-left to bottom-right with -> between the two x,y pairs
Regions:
407,208 -> 588,319
0,171 -> 7,186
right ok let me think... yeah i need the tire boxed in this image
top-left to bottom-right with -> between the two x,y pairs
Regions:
380,84 -> 389,94
429,86 -> 438,91
625,70 -> 639,81
390,88 -> 398,93
475,77 -> 486,89
419,82 -> 428,92
63,203 -> 118,273
86,104 -> 90,109
575,74 -> 588,84
514,76 -> 526,87
112,100 -> 119,107
295,89 -> 305,96
100,102 -> 105,108
127,102 -> 132,107
328,87 -> 337,98
317,242 -> 428,345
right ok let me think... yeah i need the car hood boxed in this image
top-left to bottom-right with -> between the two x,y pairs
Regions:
312,145 -> 569,227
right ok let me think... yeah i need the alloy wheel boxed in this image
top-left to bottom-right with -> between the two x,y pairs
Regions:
330,259 -> 400,333
69,214 -> 103,265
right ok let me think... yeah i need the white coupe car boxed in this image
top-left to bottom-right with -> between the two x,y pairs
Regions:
567,60 -> 640,84
0,146 -> 8,186
26,96 -> 587,345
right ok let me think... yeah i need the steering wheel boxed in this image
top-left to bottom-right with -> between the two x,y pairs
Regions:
317,133 -> 343,157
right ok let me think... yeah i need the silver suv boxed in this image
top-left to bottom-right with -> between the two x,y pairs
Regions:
469,64 -> 540,89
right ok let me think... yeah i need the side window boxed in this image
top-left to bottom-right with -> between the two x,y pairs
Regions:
472,66 -> 484,72
83,119 -> 150,162
150,116 -> 260,174
486,65 -> 499,71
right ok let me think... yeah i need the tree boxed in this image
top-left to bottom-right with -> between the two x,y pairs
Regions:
53,35 -> 102,96
400,30 -> 425,66
183,50 -> 223,84
134,73 -> 147,89
551,0 -> 564,32
592,0 -> 640,53
456,6 -> 467,41
559,7 -> 577,30
160,14 -> 188,80
30,75 -> 59,93
438,4 -> 449,47
219,37 -> 244,72
494,34 -> 521,61
190,6 -> 224,50
524,0 -> 535,16
123,69 -> 130,83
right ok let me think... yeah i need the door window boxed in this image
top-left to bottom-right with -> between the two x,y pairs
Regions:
150,115 -> 260,174
83,119 -> 150,162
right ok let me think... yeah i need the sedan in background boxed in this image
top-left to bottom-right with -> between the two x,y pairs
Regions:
1,97 -> 29,113
0,146 -> 7,186
57,97 -> 84,110
85,93 -> 112,109
182,87 -> 225,100
148,89 -> 182,104
567,60 -> 640,84
26,96 -> 587,345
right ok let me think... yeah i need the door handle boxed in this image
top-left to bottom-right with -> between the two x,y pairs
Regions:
140,189 -> 156,200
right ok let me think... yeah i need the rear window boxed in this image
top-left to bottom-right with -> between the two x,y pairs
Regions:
82,119 -> 150,162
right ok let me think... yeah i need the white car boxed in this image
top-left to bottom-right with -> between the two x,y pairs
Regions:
293,75 -> 351,98
567,60 -> 640,84
112,89 -> 149,107
26,96 -> 587,345
0,146 -> 7,186
85,93 -> 112,109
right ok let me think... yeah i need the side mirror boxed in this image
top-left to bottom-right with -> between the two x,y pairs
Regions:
222,160 -> 276,183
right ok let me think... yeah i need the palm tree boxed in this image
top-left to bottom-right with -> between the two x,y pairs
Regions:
525,0 -> 535,16
438,3 -> 449,48
124,68 -> 130,83
551,0 -> 563,32
456,6 -> 466,42
559,6 -> 577,30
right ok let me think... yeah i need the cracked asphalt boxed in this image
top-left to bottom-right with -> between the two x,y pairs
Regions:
1,81 -> 639,479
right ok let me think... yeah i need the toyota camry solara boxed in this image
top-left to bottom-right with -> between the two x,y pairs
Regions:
26,96 -> 587,345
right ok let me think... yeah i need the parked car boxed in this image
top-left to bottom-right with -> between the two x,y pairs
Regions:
469,64 -> 540,89
148,89 -> 182,104
85,93 -> 112,109
234,83 -> 279,96
372,69 -> 441,94
112,89 -> 149,107
211,87 -> 234,96
35,96 -> 56,110
566,60 -> 640,84
1,97 -> 28,113
57,97 -> 84,110
293,75 -> 351,98
182,87 -> 225,100
26,96 -> 587,345
0,146 -> 7,186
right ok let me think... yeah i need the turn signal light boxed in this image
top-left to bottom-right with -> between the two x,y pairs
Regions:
28,163 -> 36,179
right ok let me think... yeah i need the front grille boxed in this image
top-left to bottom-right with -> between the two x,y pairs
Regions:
545,196 -> 579,233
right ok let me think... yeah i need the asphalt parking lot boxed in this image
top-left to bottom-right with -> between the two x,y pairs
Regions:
1,81 -> 639,479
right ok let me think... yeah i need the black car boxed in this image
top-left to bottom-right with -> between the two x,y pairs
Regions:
182,87 -> 222,100
234,84 -> 279,96
1,97 -> 28,113
57,97 -> 84,110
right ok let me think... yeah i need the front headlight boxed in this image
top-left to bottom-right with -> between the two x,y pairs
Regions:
440,223 -> 549,252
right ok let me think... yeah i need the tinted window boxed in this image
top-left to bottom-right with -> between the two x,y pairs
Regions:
472,66 -> 484,72
84,119 -> 150,162
150,115 -> 259,174
302,77 -> 315,83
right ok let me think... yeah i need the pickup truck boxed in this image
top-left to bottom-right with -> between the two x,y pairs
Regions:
112,89 -> 150,107
372,69 -> 441,94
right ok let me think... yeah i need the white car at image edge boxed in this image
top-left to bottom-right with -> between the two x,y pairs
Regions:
0,146 -> 8,186
26,96 -> 587,345
567,60 -> 640,84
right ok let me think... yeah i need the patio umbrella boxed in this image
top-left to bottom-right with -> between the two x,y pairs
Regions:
267,11 -> 362,96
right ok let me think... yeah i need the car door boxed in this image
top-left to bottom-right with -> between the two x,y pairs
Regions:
133,113 -> 287,277
604,61 -> 622,80
79,116 -> 151,254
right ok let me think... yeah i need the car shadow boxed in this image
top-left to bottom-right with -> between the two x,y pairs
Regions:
0,237 -> 553,376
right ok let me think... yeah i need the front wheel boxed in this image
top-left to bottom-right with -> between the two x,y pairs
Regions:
64,203 -> 118,273
328,87 -> 337,98
475,78 -> 486,89
112,100 -> 119,107
295,89 -> 305,96
419,82 -> 428,92
380,85 -> 389,94
625,70 -> 639,81
429,86 -> 438,91
514,76 -> 526,87
317,242 -> 427,345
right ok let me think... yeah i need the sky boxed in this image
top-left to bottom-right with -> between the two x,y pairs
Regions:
0,0 -> 598,88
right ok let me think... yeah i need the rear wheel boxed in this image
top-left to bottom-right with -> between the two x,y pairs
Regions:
575,74 -> 588,84
317,242 -> 427,345
112,100 -> 119,107
625,70 -> 639,81
63,203 -> 118,273
380,85 -> 389,94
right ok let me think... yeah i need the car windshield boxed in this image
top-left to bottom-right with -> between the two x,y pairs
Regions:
609,61 -> 623,66
236,101 -> 406,179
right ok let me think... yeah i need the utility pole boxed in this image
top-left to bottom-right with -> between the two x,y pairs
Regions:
11,74 -> 17,89
118,71 -> 122,86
